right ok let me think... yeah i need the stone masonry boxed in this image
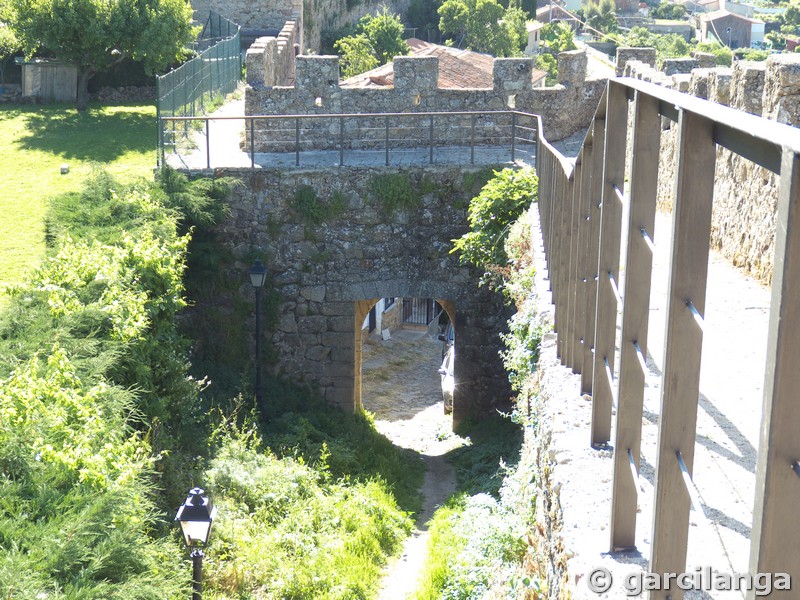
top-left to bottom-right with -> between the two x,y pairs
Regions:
243,51 -> 606,151
617,50 -> 800,284
209,164 -> 514,429
246,20 -> 300,88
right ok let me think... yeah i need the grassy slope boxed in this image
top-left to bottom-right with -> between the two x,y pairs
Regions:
0,102 -> 157,290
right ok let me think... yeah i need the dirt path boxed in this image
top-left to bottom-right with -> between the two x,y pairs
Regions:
360,329 -> 467,600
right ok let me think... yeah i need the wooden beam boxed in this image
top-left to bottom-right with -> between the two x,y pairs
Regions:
748,149 -> 800,595
610,91 -> 661,551
591,81 -> 628,446
649,108 -> 716,600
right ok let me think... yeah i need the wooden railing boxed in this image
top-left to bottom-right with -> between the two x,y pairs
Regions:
536,77 -> 800,599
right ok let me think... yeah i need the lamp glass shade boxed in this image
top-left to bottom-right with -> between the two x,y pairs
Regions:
175,487 -> 215,547
179,519 -> 213,547
249,260 -> 267,289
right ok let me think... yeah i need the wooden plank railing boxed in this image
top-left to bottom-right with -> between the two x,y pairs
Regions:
536,77 -> 800,600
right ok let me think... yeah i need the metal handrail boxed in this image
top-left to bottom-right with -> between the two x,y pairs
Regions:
160,109 -> 540,170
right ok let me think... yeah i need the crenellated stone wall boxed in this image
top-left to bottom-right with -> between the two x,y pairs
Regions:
242,51 -> 606,151
616,49 -> 800,284
245,20 -> 299,87
199,164 -> 514,429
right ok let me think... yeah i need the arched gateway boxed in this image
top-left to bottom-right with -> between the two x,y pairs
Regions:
214,165 -> 513,429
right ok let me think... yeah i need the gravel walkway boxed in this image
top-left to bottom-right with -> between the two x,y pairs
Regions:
360,329 -> 467,600
533,204 -> 770,599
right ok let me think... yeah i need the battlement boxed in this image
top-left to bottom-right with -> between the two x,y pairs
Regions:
243,50 -> 603,151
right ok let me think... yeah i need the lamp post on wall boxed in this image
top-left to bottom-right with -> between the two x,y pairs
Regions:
726,26 -> 732,48
175,487 -> 216,600
249,260 -> 267,412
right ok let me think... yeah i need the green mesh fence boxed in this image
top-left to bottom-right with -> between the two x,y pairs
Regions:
157,12 -> 241,165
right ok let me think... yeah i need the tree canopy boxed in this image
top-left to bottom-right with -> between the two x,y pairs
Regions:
650,1 -> 687,20
438,0 -> 528,56
584,0 -> 619,35
334,8 -> 409,78
5,0 -> 196,109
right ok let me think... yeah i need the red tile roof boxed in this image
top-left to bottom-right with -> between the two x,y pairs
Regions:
340,38 -> 547,89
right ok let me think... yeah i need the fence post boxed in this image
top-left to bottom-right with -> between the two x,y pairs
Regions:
340,117 -> 345,166
156,77 -> 163,168
649,108 -> 716,600
250,118 -> 255,170
581,109 -> 606,395
747,149 -> 800,593
470,115 -> 475,165
429,114 -> 434,164
573,140 -> 594,378
295,117 -> 300,167
609,91 -> 660,552
590,81 -> 628,446
564,161 -> 581,370
205,118 -> 211,170
385,116 -> 390,166
511,112 -> 517,163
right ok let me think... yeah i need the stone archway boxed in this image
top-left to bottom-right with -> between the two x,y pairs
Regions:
353,297 -> 457,414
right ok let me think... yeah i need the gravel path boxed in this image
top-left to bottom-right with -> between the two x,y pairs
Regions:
360,329 -> 467,600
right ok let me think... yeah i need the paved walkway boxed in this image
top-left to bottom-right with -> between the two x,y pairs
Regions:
534,201 -> 771,599
162,98 -> 538,170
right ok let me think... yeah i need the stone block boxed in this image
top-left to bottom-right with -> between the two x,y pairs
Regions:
557,50 -> 587,86
708,68 -> 733,106
764,54 -> 800,125
692,51 -> 717,69
300,285 -> 326,302
731,60 -> 766,115
493,58 -> 533,92
294,55 -> 340,93
662,58 -> 697,76
297,315 -> 327,333
393,56 -> 439,93
615,47 -> 656,76
689,68 -> 714,100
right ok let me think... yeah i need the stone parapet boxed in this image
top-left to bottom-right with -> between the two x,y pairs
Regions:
617,50 -> 800,284
245,20 -> 299,88
615,46 -> 656,76
556,50 -> 588,86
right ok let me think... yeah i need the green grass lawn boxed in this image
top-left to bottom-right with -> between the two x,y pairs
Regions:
0,102 -> 157,291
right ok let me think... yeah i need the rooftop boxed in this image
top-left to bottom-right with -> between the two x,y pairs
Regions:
340,38 -> 547,89
702,8 -> 764,23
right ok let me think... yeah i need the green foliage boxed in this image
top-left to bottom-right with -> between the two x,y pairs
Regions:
406,0 -> 444,39
0,171 -> 200,597
650,0 -> 686,19
451,167 -> 538,289
536,22 -> 577,84
5,0 -> 196,109
202,417 -> 415,598
0,24 -> 20,85
334,8 -> 410,78
369,172 -> 423,215
290,184 -> 348,227
625,26 -> 691,64
413,417 -> 540,599
584,0 -> 619,35
438,0 -> 528,56
694,40 -> 732,65
734,47 -> 770,61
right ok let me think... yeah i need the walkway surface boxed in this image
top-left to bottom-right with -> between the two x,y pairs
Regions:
162,98 -> 537,171
360,329 -> 467,600
533,200 -> 771,599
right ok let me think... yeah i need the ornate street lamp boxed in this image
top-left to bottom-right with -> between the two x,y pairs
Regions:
175,487 -> 216,600
249,260 -> 267,412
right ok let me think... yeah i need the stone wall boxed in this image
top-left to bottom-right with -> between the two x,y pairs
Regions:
191,0 -> 302,39
245,20 -> 299,87
243,51 -> 606,150
616,50 -> 800,284
204,164 -> 513,429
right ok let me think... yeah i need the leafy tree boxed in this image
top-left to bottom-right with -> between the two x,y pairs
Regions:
334,8 -> 409,78
451,167 -> 539,289
0,24 -> 20,85
5,0 -> 196,110
535,22 -> 577,85
438,0 -> 527,56
584,0 -> 619,35
694,39 -> 731,65
650,1 -> 686,20
624,26 -> 691,64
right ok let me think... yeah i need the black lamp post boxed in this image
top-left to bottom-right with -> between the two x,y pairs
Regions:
249,260 -> 267,411
726,26 -> 732,48
175,487 -> 216,600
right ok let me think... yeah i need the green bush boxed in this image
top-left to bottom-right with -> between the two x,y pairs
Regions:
451,167 -> 538,290
369,172 -> 422,215
203,421 -> 413,599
